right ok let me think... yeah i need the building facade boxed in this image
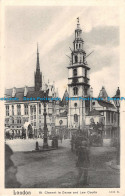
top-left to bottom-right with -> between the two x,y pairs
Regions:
4,19 -> 120,139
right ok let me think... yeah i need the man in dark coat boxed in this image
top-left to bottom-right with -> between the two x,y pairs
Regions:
5,144 -> 21,188
76,141 -> 90,185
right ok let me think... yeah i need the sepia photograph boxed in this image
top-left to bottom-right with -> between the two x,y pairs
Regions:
1,1 -> 125,194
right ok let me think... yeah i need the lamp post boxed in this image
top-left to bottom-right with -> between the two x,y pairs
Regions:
113,87 -> 120,165
43,89 -> 49,149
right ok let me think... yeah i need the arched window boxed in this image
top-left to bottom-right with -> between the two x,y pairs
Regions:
74,114 -> 78,122
75,55 -> 78,63
73,87 -> 78,95
74,103 -> 77,107
73,68 -> 77,76
76,44 -> 78,49
79,44 -> 81,49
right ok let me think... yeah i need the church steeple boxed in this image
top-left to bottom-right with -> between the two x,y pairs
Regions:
36,43 -> 40,70
35,43 -> 42,91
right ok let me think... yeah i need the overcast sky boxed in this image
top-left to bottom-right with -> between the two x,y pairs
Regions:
4,6 -> 119,97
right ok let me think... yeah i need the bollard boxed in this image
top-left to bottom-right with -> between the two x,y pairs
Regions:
35,141 -> 39,151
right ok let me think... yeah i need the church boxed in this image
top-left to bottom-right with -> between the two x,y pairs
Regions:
4,19 -> 119,139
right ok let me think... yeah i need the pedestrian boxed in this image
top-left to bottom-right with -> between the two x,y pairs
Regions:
76,140 -> 90,186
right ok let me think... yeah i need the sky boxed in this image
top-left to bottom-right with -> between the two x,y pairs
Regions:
4,6 -> 119,97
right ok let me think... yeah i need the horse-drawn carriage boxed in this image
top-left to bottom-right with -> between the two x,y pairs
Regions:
88,122 -> 103,146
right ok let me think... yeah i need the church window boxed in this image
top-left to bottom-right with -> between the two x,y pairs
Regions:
83,56 -> 84,63
73,87 -> 78,95
74,103 -> 77,107
75,55 -> 78,63
74,114 -> 78,122
73,69 -> 77,76
85,69 -> 87,77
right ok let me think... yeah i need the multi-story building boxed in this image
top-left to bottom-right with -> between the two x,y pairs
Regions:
4,46 -> 58,137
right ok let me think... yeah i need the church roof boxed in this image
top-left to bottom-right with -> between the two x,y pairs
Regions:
98,100 -> 116,109
88,109 -> 101,116
5,86 -> 35,96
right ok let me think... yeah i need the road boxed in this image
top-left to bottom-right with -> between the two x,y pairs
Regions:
6,139 -> 120,188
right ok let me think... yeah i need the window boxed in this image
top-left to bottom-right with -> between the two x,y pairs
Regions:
74,103 -> 77,107
85,69 -> 87,77
75,55 -> 78,63
17,105 -> 21,115
76,44 -> 78,49
17,118 -> 21,124
74,114 -> 78,122
30,106 -> 33,115
34,122 -> 36,126
83,56 -> 84,63
6,105 -> 9,116
34,106 -> 36,114
39,104 -> 41,114
79,44 -> 81,49
12,105 -> 14,115
107,112 -> 110,122
73,87 -> 78,95
24,104 -> 28,115
12,118 -> 14,124
114,113 -> 116,121
73,69 -> 77,76
111,112 -> 113,123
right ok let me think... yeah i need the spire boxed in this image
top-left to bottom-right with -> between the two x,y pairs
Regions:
36,43 -> 40,70
76,17 -> 80,29
35,43 -> 42,91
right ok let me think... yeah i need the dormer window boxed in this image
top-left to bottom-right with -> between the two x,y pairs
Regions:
24,86 -> 28,96
12,87 -> 16,97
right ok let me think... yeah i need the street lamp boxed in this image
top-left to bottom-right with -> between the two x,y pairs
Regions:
113,87 -> 120,137
42,89 -> 49,149
113,87 -> 120,165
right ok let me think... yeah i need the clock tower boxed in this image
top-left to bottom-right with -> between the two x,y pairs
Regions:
67,18 -> 90,130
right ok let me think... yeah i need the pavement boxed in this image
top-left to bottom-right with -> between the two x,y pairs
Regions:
5,139 -> 120,188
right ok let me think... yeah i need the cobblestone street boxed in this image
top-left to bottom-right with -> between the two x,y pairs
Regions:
6,139 -> 120,188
